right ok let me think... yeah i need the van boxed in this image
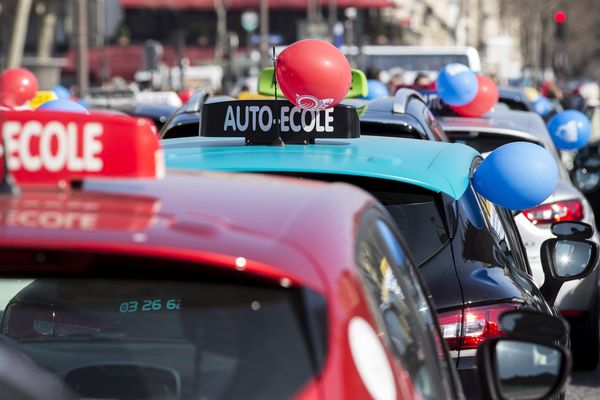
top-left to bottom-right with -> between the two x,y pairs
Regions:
342,45 -> 481,83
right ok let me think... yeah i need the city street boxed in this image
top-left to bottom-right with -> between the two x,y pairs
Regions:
568,364 -> 600,399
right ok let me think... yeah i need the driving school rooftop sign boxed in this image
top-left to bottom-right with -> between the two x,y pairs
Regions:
0,110 -> 165,186
201,100 -> 360,145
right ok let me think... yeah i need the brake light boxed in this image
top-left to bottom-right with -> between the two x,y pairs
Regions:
438,303 -> 517,350
523,199 -> 583,225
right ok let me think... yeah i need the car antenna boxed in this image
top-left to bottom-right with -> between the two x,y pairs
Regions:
0,133 -> 19,195
271,46 -> 285,147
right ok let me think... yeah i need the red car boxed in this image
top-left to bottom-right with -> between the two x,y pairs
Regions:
0,110 -> 571,400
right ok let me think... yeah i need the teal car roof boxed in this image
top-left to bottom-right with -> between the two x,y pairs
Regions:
162,136 -> 480,199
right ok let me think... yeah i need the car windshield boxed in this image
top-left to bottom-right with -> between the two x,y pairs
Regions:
359,120 -> 421,139
0,250 -> 321,400
446,132 -> 543,155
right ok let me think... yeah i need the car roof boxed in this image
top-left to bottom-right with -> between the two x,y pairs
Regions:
498,86 -> 527,99
162,135 -> 479,199
359,98 -> 423,128
439,110 -> 570,180
0,170 -> 377,292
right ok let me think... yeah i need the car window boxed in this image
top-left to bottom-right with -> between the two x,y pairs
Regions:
359,120 -> 424,140
448,132 -> 543,155
405,98 -> 448,142
498,98 -> 531,112
280,173 -> 450,265
355,217 -> 452,400
473,190 -> 528,274
0,250 -> 322,400
458,185 -> 508,266
422,107 -> 448,141
498,207 -> 533,275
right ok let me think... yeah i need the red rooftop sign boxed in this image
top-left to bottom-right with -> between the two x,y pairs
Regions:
0,110 -> 164,186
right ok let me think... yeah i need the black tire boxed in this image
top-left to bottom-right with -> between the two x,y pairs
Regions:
571,306 -> 599,370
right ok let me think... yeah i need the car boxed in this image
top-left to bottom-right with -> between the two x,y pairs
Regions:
340,45 -> 481,84
358,89 -> 448,141
0,107 -> 576,400
439,109 -> 600,370
161,96 -> 596,399
85,87 -> 181,129
498,87 -> 535,112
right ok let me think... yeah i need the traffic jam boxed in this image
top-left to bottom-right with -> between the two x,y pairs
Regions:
1,2 -> 600,399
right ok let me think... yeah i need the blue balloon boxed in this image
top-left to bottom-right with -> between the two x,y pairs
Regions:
37,99 -> 89,114
436,63 -> 478,106
531,96 -> 553,116
547,110 -> 591,151
472,142 -> 558,210
365,80 -> 389,100
52,85 -> 71,100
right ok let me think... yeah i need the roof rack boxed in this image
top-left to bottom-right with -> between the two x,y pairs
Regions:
392,88 -> 427,114
184,89 -> 209,113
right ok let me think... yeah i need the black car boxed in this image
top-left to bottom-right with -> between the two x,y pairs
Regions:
161,95 -> 596,399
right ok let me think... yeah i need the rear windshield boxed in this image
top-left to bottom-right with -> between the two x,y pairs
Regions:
284,174 -> 449,265
0,251 -> 322,400
447,132 -> 543,155
360,120 -> 421,139
498,99 -> 530,112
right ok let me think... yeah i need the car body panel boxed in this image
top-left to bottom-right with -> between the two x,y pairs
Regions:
163,136 -> 479,200
0,169 -> 452,399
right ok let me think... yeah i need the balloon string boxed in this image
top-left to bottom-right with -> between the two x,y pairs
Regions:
271,46 -> 284,146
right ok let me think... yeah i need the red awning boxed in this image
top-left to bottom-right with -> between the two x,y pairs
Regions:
120,0 -> 395,10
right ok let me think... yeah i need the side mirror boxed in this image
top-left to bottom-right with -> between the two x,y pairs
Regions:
551,220 -> 594,240
478,338 -> 570,400
571,148 -> 600,192
571,165 -> 600,193
499,310 -> 568,342
540,221 -> 599,305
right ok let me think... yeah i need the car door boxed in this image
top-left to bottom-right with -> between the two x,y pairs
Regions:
355,211 -> 461,400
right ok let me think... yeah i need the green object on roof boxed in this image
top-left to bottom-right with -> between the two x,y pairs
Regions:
257,67 -> 368,99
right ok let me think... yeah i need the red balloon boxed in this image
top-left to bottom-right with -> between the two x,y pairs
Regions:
0,67 -> 39,108
178,88 -> 194,104
450,75 -> 498,117
276,40 -> 351,110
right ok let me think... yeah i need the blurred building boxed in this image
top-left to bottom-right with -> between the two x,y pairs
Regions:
390,0 -> 523,82
0,0 -> 528,86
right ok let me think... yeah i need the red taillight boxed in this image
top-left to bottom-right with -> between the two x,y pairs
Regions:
560,310 -> 584,318
523,199 -> 584,225
438,303 -> 518,350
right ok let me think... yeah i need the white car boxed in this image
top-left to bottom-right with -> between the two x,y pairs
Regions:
441,110 -> 600,370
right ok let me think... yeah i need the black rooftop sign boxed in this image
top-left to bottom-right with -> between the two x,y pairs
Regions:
201,100 -> 360,145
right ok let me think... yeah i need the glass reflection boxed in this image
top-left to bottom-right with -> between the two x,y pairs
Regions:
553,240 -> 592,277
496,341 -> 561,400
